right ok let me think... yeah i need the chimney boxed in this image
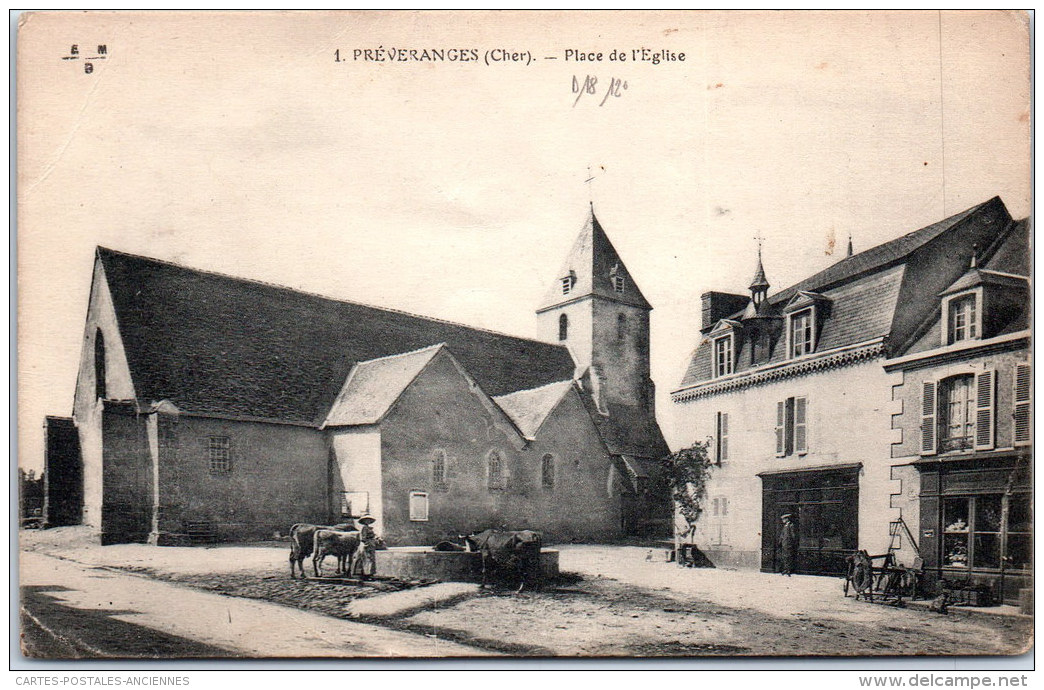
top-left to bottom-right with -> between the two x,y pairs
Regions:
701,291 -> 749,333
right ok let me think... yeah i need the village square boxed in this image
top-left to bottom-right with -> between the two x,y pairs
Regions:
19,195 -> 1033,659
15,11 -> 1031,665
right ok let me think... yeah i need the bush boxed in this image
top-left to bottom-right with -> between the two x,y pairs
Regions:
659,442 -> 714,544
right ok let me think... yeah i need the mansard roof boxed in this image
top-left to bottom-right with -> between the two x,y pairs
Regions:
96,247 -> 576,424
538,206 -> 652,312
674,197 -> 1020,394
899,217 -> 1030,356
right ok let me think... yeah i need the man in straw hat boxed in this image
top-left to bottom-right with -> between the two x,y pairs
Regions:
353,514 -> 378,578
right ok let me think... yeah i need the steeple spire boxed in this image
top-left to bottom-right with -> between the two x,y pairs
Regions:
749,237 -> 770,306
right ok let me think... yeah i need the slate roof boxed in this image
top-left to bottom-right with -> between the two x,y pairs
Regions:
538,206 -> 652,312
770,199 -> 1000,307
322,344 -> 444,427
493,380 -> 575,439
941,268 -> 1029,296
675,197 -> 1019,392
97,247 -> 576,424
901,217 -> 1031,355
594,402 -> 671,459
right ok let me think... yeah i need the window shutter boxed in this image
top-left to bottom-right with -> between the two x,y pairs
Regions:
775,401 -> 786,456
713,412 -> 721,464
784,398 -> 795,456
1014,363 -> 1031,445
794,397 -> 808,454
720,412 -> 729,461
921,380 -> 937,455
974,369 -> 996,450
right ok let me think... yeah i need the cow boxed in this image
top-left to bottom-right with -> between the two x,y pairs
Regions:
312,528 -> 363,578
288,521 -> 354,577
463,529 -> 543,593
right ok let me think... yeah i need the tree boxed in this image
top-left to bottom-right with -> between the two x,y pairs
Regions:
660,441 -> 714,546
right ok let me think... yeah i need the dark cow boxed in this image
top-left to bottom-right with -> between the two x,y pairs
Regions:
288,521 -> 354,577
312,529 -> 362,577
464,529 -> 543,592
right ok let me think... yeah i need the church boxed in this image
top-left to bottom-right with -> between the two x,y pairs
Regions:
44,208 -> 671,545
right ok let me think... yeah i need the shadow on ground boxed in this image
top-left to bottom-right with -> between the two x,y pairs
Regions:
20,585 -> 242,659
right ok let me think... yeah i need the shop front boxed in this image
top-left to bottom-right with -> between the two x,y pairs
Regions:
912,451 -> 1031,605
759,464 -> 860,576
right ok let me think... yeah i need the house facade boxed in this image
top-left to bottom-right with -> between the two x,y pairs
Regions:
51,208 -> 671,545
886,218 -> 1030,603
670,197 -> 1025,578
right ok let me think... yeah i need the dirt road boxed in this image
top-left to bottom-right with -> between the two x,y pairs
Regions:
19,549 -> 495,658
18,529 -> 1033,658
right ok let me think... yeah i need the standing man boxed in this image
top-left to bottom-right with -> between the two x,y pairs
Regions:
355,514 -> 378,579
778,513 -> 798,577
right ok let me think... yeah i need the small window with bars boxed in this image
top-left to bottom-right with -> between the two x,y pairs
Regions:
432,449 -> 447,486
561,271 -> 576,295
207,436 -> 231,473
613,275 -> 626,293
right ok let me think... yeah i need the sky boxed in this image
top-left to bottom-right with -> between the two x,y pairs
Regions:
17,11 -> 1030,470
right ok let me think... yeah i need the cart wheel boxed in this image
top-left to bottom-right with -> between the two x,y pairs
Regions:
851,562 -> 873,594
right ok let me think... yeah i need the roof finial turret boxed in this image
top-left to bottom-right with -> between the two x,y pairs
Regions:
749,234 -> 770,306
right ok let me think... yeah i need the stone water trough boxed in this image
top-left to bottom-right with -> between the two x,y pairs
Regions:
374,546 -> 559,583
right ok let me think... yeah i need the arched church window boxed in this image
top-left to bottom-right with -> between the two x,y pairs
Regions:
487,450 -> 503,490
94,329 -> 106,399
542,454 -> 555,490
617,313 -> 626,341
432,449 -> 446,486
559,314 -> 568,341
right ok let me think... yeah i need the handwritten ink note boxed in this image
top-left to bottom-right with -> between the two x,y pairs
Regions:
572,75 -> 628,107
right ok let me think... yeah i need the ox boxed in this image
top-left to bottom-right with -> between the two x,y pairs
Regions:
464,529 -> 543,593
313,529 -> 363,578
288,521 -> 354,577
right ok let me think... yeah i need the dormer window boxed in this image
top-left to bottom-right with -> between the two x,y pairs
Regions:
713,335 -> 733,378
561,270 -> 577,295
789,309 -> 814,358
782,291 -> 828,360
946,293 -> 979,344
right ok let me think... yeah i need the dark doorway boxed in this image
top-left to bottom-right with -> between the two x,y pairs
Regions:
43,416 -> 83,527
760,465 -> 860,576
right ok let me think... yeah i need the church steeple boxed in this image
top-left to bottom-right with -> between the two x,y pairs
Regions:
538,205 -> 652,313
536,205 -> 655,415
749,242 -> 770,307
